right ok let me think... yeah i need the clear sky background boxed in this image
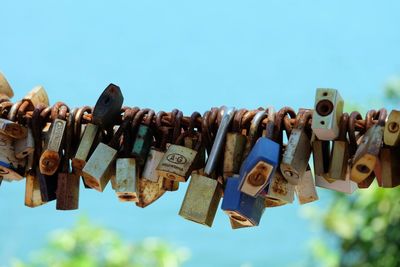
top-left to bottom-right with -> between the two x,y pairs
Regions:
1,1 -> 400,267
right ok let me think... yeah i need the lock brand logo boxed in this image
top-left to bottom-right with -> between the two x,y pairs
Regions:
167,153 -> 188,165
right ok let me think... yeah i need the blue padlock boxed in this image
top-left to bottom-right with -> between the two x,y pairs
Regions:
239,108 -> 280,197
222,176 -> 265,228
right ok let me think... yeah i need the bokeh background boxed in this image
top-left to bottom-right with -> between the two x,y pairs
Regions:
1,1 -> 400,267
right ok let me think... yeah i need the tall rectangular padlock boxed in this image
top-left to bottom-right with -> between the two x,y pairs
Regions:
311,88 -> 344,140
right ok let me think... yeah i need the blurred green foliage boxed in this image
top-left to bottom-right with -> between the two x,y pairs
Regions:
10,217 -> 190,267
308,77 -> 400,267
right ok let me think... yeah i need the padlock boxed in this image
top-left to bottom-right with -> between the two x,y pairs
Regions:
0,72 -> 14,99
115,109 -> 139,202
23,85 -> 50,107
377,146 -> 400,188
73,84 -> 123,173
383,110 -> 400,146
239,108 -> 280,197
311,133 -> 331,180
157,111 -> 202,182
295,167 -> 319,205
25,171 -> 46,208
137,173 -> 166,208
14,127 -> 34,159
350,109 -> 387,183
179,106 -> 235,227
0,118 -> 28,139
56,109 -> 80,210
222,176 -> 265,228
327,113 -> 350,181
0,132 -> 25,181
280,109 -> 313,185
223,109 -> 247,178
39,103 -> 68,175
262,107 -> 296,207
132,110 -> 155,166
82,115 -> 127,192
315,169 -> 357,194
311,88 -> 344,140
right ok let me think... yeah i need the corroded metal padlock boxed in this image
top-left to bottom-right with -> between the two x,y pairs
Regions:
0,132 -> 25,181
73,84 -> 124,173
0,72 -> 14,99
328,113 -> 350,181
222,176 -> 265,228
115,109 -> 140,202
137,173 -> 166,208
383,110 -> 400,146
39,103 -> 68,175
377,146 -> 400,188
132,109 -> 155,166
0,118 -> 27,139
311,88 -> 343,140
280,109 -> 313,185
311,133 -> 330,180
350,109 -> 387,183
56,109 -> 80,210
223,109 -> 247,178
179,107 -> 235,227
295,167 -> 319,205
82,118 -> 126,192
25,171 -> 46,208
239,108 -> 280,197
157,111 -> 203,182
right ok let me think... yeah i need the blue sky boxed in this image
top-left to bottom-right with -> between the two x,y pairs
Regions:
1,1 -> 400,266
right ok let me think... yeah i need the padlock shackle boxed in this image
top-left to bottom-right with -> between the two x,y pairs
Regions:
204,106 -> 235,176
248,110 -> 267,147
348,111 -> 363,157
263,107 -> 276,140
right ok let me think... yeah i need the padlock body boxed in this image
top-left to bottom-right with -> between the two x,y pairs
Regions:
56,173 -> 80,210
179,174 -> 221,227
384,110 -> 400,146
142,149 -> 164,182
378,147 -> 400,188
72,123 -> 99,173
223,132 -> 247,178
351,125 -> 383,183
239,138 -> 279,197
25,173 -> 45,208
0,72 -> 14,98
157,145 -> 197,182
280,129 -> 311,185
262,170 -> 294,207
15,128 -> 35,159
328,140 -> 349,180
184,136 -> 205,171
92,84 -> 124,129
295,169 -> 319,205
312,88 -> 343,140
136,175 -> 165,208
115,158 -> 139,202
222,177 -> 265,227
39,119 -> 66,175
24,85 -> 49,106
82,142 -> 117,192
0,133 -> 24,181
0,118 -> 27,139
132,125 -> 153,166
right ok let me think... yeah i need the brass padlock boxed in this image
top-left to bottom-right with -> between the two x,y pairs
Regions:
82,115 -> 127,192
73,84 -> 124,173
383,110 -> 400,146
326,113 -> 350,181
350,109 -> 387,183
311,133 -> 331,180
295,167 -> 319,205
179,106 -> 235,227
377,146 -> 400,188
280,109 -> 313,185
39,103 -> 68,175
132,109 -> 155,166
223,109 -> 247,178
311,88 -> 343,140
25,170 -> 46,208
0,71 -> 14,99
56,110 -> 80,210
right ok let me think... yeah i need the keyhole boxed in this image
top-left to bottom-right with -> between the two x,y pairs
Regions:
231,214 -> 247,222
316,100 -> 334,117
356,164 -> 370,174
388,122 -> 399,133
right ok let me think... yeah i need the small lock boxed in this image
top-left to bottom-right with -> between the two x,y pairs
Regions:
0,132 -> 25,181
115,158 -> 139,202
24,85 -> 50,107
39,118 -> 66,175
222,176 -> 265,228
179,107 -> 235,227
0,118 -> 28,140
311,88 -> 344,140
295,167 -> 319,205
384,110 -> 400,146
0,72 -> 14,98
136,174 -> 166,208
25,171 -> 46,208
262,170 -> 295,207
281,110 -> 313,185
239,108 -> 280,197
